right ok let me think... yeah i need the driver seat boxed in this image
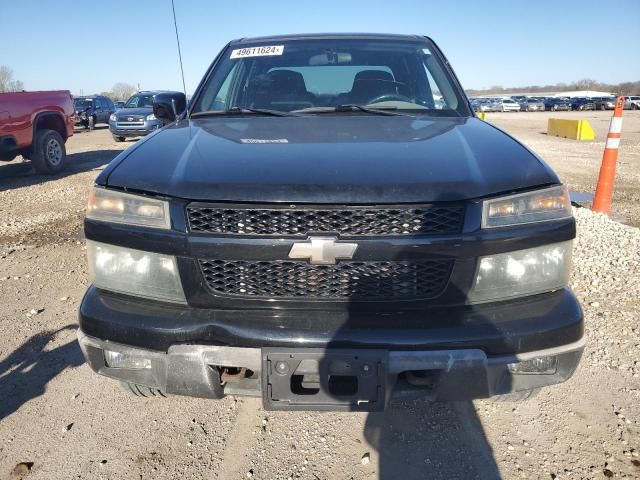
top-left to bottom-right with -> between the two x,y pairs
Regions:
348,70 -> 397,105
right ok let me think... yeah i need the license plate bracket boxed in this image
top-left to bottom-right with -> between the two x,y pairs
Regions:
262,348 -> 387,411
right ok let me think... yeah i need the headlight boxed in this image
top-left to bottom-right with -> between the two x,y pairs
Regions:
87,240 -> 186,304
146,113 -> 156,121
482,185 -> 571,228
110,113 -> 117,122
86,187 -> 170,229
469,240 -> 572,303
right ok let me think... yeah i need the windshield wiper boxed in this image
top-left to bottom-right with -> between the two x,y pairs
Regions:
294,104 -> 413,117
191,107 -> 303,118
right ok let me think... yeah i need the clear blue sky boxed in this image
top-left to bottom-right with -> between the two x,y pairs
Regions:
1,0 -> 638,95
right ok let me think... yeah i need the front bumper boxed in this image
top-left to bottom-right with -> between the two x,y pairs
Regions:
109,120 -> 161,137
78,286 -> 584,406
78,329 -> 584,406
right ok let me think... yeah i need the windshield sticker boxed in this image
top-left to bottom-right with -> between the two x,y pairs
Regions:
231,45 -> 284,59
240,138 -> 288,144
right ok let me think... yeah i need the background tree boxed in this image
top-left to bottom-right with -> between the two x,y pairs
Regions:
0,65 -> 25,92
466,79 -> 640,97
111,82 -> 136,100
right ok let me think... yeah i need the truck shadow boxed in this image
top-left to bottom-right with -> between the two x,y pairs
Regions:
0,149 -> 122,192
0,325 -> 84,420
364,398 -> 501,479
312,246 -> 511,478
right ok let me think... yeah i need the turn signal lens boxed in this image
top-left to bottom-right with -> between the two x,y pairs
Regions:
508,356 -> 558,375
86,187 -> 171,229
104,350 -> 152,370
482,186 -> 572,228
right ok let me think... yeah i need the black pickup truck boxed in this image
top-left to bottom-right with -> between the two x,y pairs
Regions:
78,34 -> 583,411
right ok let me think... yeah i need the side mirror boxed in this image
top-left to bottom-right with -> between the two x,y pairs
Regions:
153,92 -> 187,124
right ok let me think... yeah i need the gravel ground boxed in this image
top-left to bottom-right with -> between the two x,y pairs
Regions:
1,114 -> 639,479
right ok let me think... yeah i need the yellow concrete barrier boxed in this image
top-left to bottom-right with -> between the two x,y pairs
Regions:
547,118 -> 595,140
476,112 -> 486,120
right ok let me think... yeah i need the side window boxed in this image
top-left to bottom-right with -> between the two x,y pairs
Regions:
422,52 -> 459,110
213,63 -> 238,110
423,68 -> 441,108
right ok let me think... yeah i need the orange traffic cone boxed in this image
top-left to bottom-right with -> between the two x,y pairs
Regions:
592,96 -> 625,215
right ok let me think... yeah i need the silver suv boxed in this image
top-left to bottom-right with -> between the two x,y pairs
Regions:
109,91 -> 181,142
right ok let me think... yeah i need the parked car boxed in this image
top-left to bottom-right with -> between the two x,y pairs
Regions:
544,97 -> 571,111
74,95 -> 115,130
518,97 -> 545,112
108,91 -> 181,142
494,98 -> 521,112
593,96 -> 616,111
0,90 -> 75,173
473,99 -> 497,112
624,96 -> 640,110
78,33 -> 583,410
114,101 -> 126,109
570,97 -> 595,111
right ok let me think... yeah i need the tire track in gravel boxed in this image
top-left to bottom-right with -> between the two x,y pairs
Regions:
215,397 -> 263,479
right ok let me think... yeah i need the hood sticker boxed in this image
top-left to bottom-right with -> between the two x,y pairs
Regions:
231,45 -> 284,59
240,138 -> 288,144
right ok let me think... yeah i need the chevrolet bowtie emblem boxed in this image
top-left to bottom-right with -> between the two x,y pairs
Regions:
288,237 -> 358,265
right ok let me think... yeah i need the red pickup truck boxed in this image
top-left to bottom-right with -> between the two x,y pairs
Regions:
0,90 -> 75,173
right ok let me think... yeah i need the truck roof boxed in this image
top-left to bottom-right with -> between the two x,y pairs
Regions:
230,33 -> 429,45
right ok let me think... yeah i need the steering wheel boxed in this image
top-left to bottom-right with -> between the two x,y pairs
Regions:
366,93 -> 413,105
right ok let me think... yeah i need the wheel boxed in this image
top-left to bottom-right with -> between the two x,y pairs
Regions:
120,381 -> 167,398
112,134 -> 126,142
31,129 -> 66,174
552,105 -> 558,111
633,104 -> 639,110
493,388 -> 539,402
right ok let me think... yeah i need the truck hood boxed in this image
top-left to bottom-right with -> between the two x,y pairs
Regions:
101,115 -> 558,203
116,107 -> 152,116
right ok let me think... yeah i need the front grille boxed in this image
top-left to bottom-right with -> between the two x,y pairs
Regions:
117,115 -> 144,122
187,204 -> 465,236
199,259 -> 453,300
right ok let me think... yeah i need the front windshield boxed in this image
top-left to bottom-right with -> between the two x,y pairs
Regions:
125,94 -> 154,108
74,99 -> 93,109
192,38 -> 468,116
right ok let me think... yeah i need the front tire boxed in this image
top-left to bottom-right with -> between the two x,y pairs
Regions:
31,129 -> 66,174
112,134 -> 126,142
